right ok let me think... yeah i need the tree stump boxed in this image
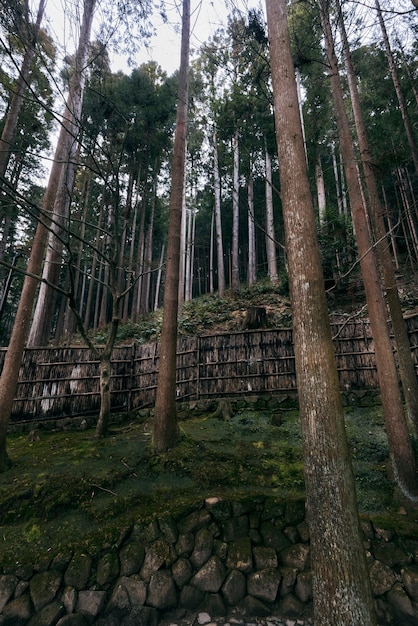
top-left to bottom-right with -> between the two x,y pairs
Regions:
211,399 -> 234,421
243,306 -> 267,329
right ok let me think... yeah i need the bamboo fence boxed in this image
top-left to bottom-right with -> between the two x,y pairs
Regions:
1,314 -> 418,423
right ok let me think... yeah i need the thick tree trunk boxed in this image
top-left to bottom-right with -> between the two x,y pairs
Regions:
339,1 -> 418,439
0,0 -> 96,470
321,0 -> 418,503
153,0 -> 190,453
266,1 -> 377,625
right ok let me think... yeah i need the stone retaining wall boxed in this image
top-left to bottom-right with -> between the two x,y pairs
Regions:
1,496 -> 418,625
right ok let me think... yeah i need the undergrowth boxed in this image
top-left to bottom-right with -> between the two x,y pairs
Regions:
1,404 -> 412,570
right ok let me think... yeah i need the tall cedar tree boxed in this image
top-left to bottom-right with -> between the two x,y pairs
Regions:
153,0 -> 190,453
0,0 -> 96,471
320,0 -> 418,504
265,0 -> 377,624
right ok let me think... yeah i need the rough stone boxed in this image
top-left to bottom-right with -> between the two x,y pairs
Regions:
27,600 -> 65,626
402,565 -> 418,601
260,522 -> 291,553
226,537 -> 253,573
106,576 -> 146,612
147,570 -> 177,610
179,585 -> 204,610
159,516 -> 179,544
191,527 -> 213,568
30,571 -> 62,612
76,590 -> 107,620
1,593 -> 32,624
372,540 -> 411,567
204,593 -> 226,616
172,557 -> 193,588
247,568 -> 281,603
240,595 -> 271,617
205,498 -> 232,522
0,575 -> 18,612
221,515 -> 249,542
279,567 -> 298,596
221,569 -> 246,606
177,509 -> 212,534
191,556 -> 226,593
61,586 -> 77,614
64,554 -> 92,590
56,615 -> 90,626
280,543 -> 310,571
295,571 -> 312,603
279,594 -> 306,617
119,541 -> 145,576
369,560 -> 397,596
386,582 -> 415,618
140,537 -> 172,582
96,551 -> 119,587
175,533 -> 195,558
253,545 -> 278,570
284,500 -> 305,526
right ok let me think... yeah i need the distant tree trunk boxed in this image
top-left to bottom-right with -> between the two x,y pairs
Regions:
247,168 -> 256,285
153,0 -> 190,453
338,0 -> 418,439
231,130 -> 240,293
315,154 -> 327,224
0,0 -> 97,470
0,0 -> 46,177
153,243 -> 165,311
265,147 -> 278,283
213,128 -> 226,296
266,2 -> 377,625
321,0 -> 418,503
28,0 -> 95,346
209,210 -> 214,294
375,0 -> 418,175
331,143 -> 343,214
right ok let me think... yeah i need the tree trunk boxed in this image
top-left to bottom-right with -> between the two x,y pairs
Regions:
0,0 -> 96,471
375,0 -> 418,175
321,0 -> 418,503
247,168 -> 256,285
265,148 -> 278,283
28,0 -> 94,346
315,154 -> 327,224
0,0 -> 46,177
153,0 -> 190,453
338,0 -> 418,439
266,2 -> 377,624
213,128 -> 226,296
231,130 -> 240,292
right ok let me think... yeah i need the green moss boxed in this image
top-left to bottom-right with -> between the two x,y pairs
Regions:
0,406 -> 411,570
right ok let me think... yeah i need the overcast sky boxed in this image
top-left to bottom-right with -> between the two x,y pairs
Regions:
44,0 -> 263,76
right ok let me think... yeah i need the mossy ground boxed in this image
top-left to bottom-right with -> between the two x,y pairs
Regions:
2,404 -> 417,571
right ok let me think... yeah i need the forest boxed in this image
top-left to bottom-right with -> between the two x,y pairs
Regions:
0,0 -> 418,625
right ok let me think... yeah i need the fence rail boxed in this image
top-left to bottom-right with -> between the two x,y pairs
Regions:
2,314 -> 418,423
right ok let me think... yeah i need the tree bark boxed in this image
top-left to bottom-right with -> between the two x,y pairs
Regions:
266,1 -> 377,624
338,0 -> 418,439
247,168 -> 256,285
0,0 -> 96,471
213,128 -> 226,296
231,130 -> 240,292
153,0 -> 190,453
0,0 -> 46,178
320,0 -> 418,503
375,0 -> 418,176
265,148 -> 278,283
